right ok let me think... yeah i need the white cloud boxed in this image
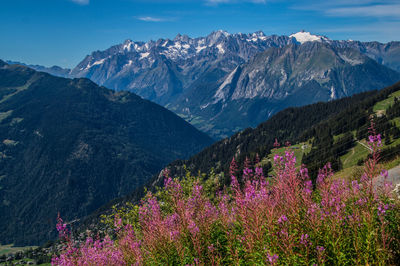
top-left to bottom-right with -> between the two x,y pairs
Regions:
316,21 -> 400,42
292,1 -> 400,18
70,0 -> 89,5
136,16 -> 169,22
289,1 -> 400,42
206,0 -> 266,4
325,4 -> 400,18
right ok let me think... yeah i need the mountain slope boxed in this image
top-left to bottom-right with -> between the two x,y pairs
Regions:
173,42 -> 400,137
165,81 -> 400,184
74,81 -> 400,244
11,31 -> 400,139
0,60 -> 213,245
6,60 -> 71,78
70,31 -> 293,106
67,31 -> 400,139
331,40 -> 400,72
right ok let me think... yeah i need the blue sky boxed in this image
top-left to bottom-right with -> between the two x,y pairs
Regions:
1,0 -> 399,68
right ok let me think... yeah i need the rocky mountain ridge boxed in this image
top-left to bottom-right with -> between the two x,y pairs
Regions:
9,31 -> 400,138
172,42 -> 400,137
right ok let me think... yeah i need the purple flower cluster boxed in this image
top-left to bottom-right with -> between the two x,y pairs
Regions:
52,131 -> 399,265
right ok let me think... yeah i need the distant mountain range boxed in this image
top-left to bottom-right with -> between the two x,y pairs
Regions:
0,60 -> 213,245
8,31 -> 400,138
6,60 -> 71,78
165,80 -> 400,184
173,42 -> 400,137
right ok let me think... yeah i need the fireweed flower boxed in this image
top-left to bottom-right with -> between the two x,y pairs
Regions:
255,167 -> 264,178
280,230 -> 289,238
273,154 -> 283,163
369,134 -> 382,146
170,230 -> 180,241
299,166 -> 309,180
278,215 -> 288,224
52,134 -> 400,265
368,135 -> 375,143
377,203 -> 389,216
55,214 -> 69,240
188,221 -> 200,236
267,253 -> 279,264
351,180 -> 360,193
300,233 -> 311,246
381,169 -> 388,178
243,167 -> 253,180
304,180 -> 313,195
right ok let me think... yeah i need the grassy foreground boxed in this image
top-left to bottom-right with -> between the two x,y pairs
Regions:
51,130 -> 400,265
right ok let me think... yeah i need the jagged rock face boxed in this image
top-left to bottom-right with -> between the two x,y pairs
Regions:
330,41 -> 400,72
69,31 -> 400,106
19,31 -> 400,138
70,31 -> 294,105
172,42 -> 400,138
212,43 -> 382,101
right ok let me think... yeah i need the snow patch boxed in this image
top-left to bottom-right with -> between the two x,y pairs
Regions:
196,45 -> 207,53
123,41 -> 133,51
140,52 -> 150,59
92,58 -> 105,66
174,42 -> 182,49
134,43 -> 141,51
125,60 -> 133,67
217,30 -> 230,37
216,44 -> 225,54
289,31 -> 329,44
84,58 -> 106,70
247,32 -> 267,42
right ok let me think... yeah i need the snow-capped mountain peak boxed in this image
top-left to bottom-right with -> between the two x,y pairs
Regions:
216,29 -> 230,37
247,30 -> 268,42
122,39 -> 134,51
174,33 -> 190,42
289,30 -> 330,44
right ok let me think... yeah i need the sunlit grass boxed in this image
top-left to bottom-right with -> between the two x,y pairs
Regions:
373,90 -> 400,113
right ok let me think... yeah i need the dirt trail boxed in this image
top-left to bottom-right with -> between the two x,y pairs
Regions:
374,164 -> 400,198
357,141 -> 372,152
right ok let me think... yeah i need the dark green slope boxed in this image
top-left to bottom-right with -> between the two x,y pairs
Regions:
166,81 -> 400,183
0,61 -> 213,245
77,81 -> 400,237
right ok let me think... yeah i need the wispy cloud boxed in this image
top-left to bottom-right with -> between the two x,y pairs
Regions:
325,4 -> 400,18
70,0 -> 89,5
292,0 -> 400,19
205,0 -> 266,5
316,21 -> 400,42
290,0 -> 400,42
136,16 -> 172,22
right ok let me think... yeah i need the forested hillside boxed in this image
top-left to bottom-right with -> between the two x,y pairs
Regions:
0,60 -> 213,245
